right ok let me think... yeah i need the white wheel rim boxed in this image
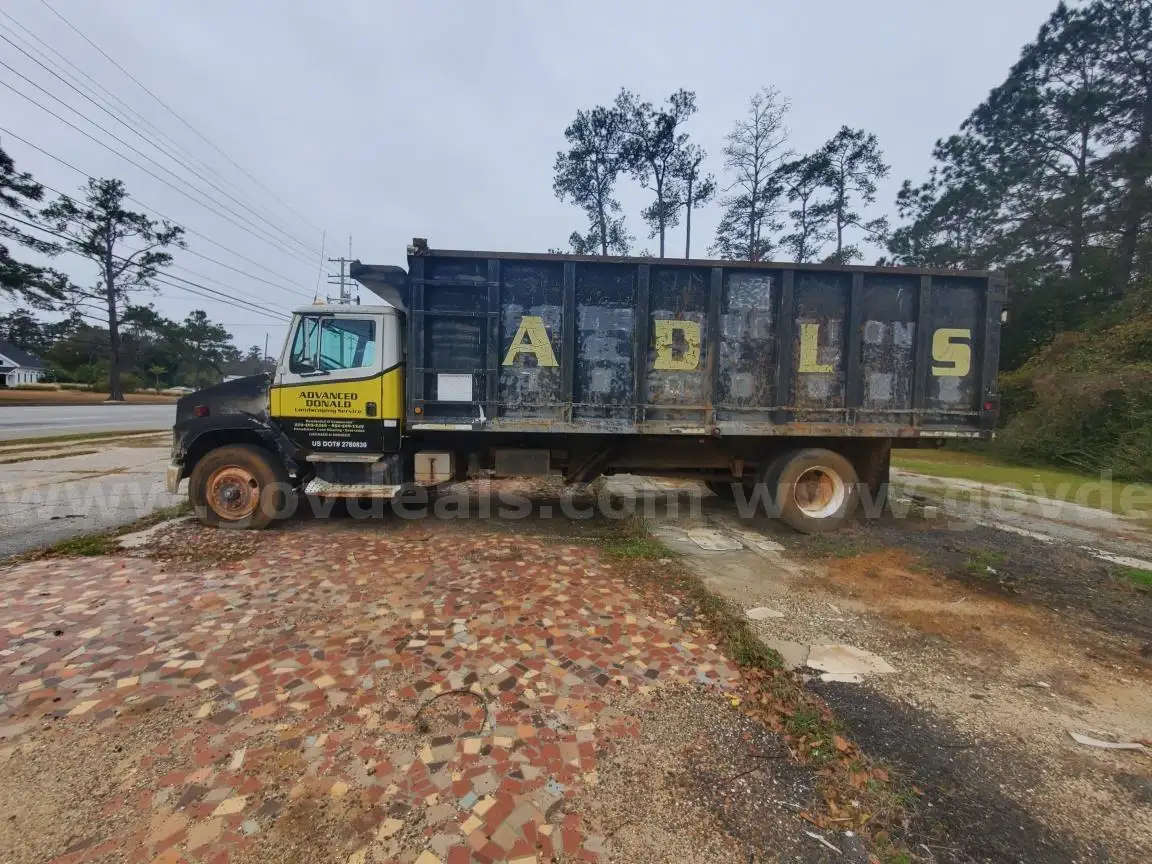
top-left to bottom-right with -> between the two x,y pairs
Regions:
793,466 -> 846,519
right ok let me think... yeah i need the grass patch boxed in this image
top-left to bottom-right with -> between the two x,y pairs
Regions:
1113,566 -> 1152,591
601,536 -> 668,559
0,430 -> 164,448
964,549 -> 1006,576
0,448 -> 99,465
893,448 -> 1152,519
0,390 -> 176,405
48,533 -> 121,556
601,514 -> 676,560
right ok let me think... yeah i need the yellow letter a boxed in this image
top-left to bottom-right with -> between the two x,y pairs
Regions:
502,315 -> 558,367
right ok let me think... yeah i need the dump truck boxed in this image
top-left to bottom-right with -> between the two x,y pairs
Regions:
166,240 -> 1006,533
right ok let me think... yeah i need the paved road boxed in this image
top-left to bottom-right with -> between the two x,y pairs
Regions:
0,444 -> 181,558
0,404 -> 175,440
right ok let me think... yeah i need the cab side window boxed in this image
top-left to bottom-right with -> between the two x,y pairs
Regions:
289,316 -> 322,373
289,316 -> 376,374
319,319 -> 376,371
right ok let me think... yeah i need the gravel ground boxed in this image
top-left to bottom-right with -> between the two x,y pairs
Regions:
728,511 -> 1152,863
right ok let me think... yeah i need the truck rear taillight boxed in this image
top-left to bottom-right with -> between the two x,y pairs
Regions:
194,405 -> 210,417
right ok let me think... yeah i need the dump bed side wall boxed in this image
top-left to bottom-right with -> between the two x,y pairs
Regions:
406,253 -> 1005,438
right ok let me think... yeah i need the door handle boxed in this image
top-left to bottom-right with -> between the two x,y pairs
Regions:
366,401 -> 377,417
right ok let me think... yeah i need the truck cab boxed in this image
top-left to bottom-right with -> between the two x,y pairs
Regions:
167,300 -> 439,528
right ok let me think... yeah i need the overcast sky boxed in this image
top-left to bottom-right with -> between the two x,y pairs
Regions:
1,0 -> 1058,353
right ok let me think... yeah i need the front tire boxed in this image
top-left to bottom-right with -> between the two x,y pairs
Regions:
190,444 -> 289,530
768,448 -> 859,534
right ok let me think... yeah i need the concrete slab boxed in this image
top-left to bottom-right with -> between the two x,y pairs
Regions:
745,606 -> 785,620
807,644 -> 896,676
0,446 -> 179,558
763,640 -> 809,670
819,672 -> 865,683
686,528 -> 743,552
118,516 -> 194,549
729,530 -> 786,553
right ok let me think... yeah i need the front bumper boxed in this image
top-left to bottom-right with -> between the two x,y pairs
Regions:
165,462 -> 183,494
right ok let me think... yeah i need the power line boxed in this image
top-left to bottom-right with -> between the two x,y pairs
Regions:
0,79 -> 320,268
151,275 -> 288,322
0,124 -> 319,294
0,8 -> 223,187
37,0 -> 326,238
0,27 -> 322,258
0,72 -> 319,266
2,212 -> 287,322
174,252 -> 312,300
1,161 -> 310,306
169,262 -> 305,309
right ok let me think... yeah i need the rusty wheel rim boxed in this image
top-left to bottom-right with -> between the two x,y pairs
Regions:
793,466 -> 845,519
207,465 -> 260,521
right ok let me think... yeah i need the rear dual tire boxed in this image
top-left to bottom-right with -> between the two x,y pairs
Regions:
708,448 -> 860,534
768,448 -> 859,534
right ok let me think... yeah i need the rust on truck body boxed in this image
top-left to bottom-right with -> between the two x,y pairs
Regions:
351,248 -> 1006,441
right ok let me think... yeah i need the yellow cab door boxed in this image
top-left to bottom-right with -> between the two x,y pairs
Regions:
270,309 -> 402,454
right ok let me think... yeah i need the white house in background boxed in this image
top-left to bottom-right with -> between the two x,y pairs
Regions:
0,339 -> 47,387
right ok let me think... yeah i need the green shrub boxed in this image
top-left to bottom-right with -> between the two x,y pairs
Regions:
994,301 -> 1152,481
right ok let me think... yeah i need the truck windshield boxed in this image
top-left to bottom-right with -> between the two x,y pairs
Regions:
290,316 -> 376,373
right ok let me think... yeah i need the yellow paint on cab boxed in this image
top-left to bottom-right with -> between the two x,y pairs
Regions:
269,367 -> 404,420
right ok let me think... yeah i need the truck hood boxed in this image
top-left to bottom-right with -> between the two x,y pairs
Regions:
175,374 -> 271,424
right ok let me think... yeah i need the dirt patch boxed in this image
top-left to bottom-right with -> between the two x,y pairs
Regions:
811,682 -> 1086,864
809,548 -> 1146,675
768,520 -> 1152,862
782,515 -> 1152,646
129,519 -> 267,567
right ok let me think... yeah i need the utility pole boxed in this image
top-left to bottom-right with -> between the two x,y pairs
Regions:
326,235 -> 357,304
263,332 -> 269,367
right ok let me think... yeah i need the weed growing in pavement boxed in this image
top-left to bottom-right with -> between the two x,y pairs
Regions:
11,502 -> 192,563
47,533 -> 120,556
601,536 -> 668,559
601,514 -> 672,560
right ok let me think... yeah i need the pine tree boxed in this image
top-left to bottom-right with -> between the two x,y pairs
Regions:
42,178 -> 184,400
618,89 -> 698,258
776,153 -> 834,263
672,144 -> 715,258
0,142 -> 68,308
812,127 -> 889,265
553,105 -> 632,256
710,87 -> 790,261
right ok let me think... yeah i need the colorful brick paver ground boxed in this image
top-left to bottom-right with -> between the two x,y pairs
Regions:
0,523 -> 739,863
